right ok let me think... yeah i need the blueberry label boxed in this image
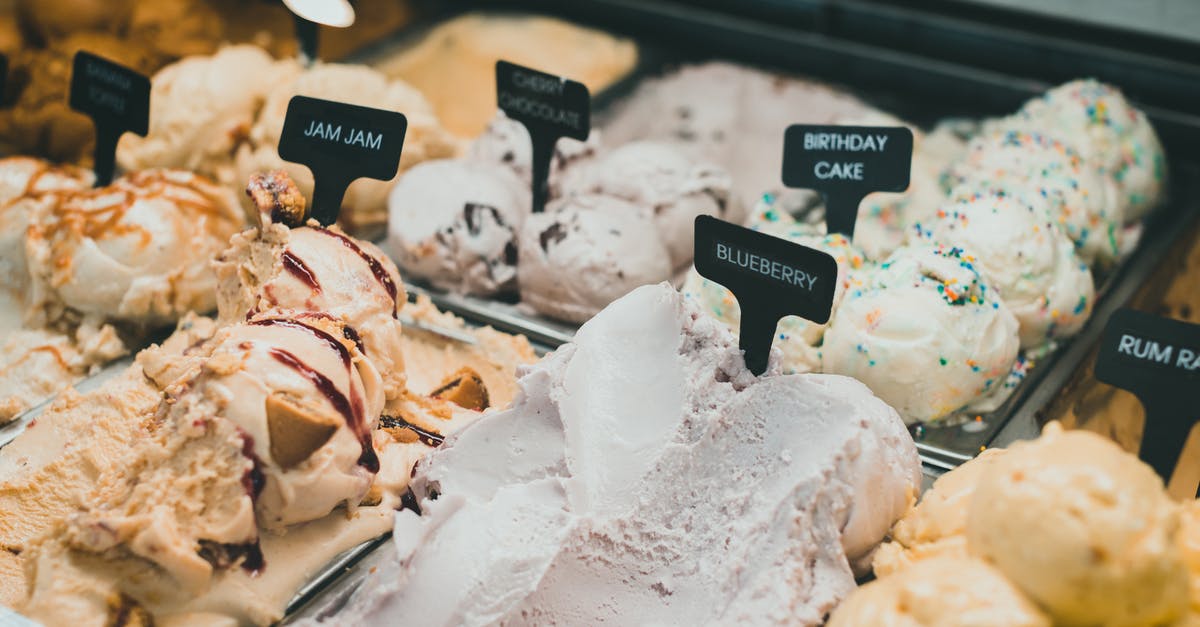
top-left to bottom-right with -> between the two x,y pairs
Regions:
69,51 -> 150,186
782,125 -> 913,237
495,60 -> 590,214
694,215 -> 838,375
1096,308 -> 1200,488
278,95 -> 407,225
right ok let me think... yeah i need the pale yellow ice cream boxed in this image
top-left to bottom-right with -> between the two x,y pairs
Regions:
872,447 -> 1009,577
234,63 -> 459,233
379,13 -> 637,138
829,556 -> 1050,627
968,424 -> 1189,626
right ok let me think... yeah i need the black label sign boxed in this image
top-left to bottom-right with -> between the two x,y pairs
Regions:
69,51 -> 150,186
495,60 -> 590,214
782,125 -> 913,237
1096,308 -> 1200,487
694,214 -> 838,375
278,95 -> 407,225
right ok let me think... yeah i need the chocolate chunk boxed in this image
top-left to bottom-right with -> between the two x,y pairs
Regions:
539,222 -> 568,252
265,393 -> 339,469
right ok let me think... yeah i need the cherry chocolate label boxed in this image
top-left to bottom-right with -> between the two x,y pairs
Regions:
1096,308 -> 1200,487
495,60 -> 590,214
782,125 -> 912,237
69,51 -> 150,186
278,95 -> 407,225
694,215 -> 837,376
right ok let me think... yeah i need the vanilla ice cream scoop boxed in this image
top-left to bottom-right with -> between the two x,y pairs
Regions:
1005,79 -> 1166,220
567,140 -> 733,270
829,556 -> 1051,627
968,424 -> 1189,626
217,176 -> 407,400
317,283 -> 920,626
386,159 -> 529,296
518,194 -> 672,323
682,194 -> 868,374
235,63 -> 459,232
821,244 -> 1020,424
24,169 -> 243,328
948,129 -> 1124,266
911,190 -> 1094,349
116,45 -> 298,178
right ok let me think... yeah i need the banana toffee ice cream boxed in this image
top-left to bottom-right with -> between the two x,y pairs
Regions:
298,284 -> 922,626
843,422 -> 1199,627
1,173 -> 535,625
0,158 -> 244,421
118,47 -> 459,233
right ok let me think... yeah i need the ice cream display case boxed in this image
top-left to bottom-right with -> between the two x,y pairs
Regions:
357,0 -> 1200,472
1,0 -> 1199,624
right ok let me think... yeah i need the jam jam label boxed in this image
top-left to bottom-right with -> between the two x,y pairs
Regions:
69,51 -> 150,186
782,125 -> 913,237
694,214 -> 838,375
1096,308 -> 1200,486
278,95 -> 407,225
495,60 -> 590,214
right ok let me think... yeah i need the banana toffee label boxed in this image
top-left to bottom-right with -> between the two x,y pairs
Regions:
278,95 -> 407,225
694,215 -> 837,376
782,125 -> 913,237
495,60 -> 590,213
1097,308 -> 1200,487
69,51 -> 150,186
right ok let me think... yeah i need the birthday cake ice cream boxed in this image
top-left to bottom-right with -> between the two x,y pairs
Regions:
821,244 -> 1020,424
300,283 -> 921,626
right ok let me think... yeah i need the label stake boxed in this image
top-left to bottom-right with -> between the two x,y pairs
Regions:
277,96 -> 407,225
495,60 -> 589,214
69,51 -> 150,186
782,125 -> 913,237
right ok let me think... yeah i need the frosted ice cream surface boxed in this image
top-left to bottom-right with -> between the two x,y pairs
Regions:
821,244 -> 1020,424
310,284 -> 921,626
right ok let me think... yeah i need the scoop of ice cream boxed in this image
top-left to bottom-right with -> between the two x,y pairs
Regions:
386,159 -> 529,296
822,244 -> 1020,424
23,169 -> 243,327
1006,79 -> 1166,220
235,63 -> 459,232
828,556 -> 1051,627
517,194 -> 672,323
601,62 -> 874,215
467,111 -> 601,197
948,129 -> 1124,266
320,283 -> 920,626
166,315 -> 384,532
217,176 -> 406,400
1180,500 -> 1200,621
0,157 -> 94,204
967,424 -> 1189,626
911,190 -> 1094,349
682,194 -> 868,374
567,140 -> 733,270
378,13 -> 637,138
117,45 -> 298,177
872,447 -> 1009,577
